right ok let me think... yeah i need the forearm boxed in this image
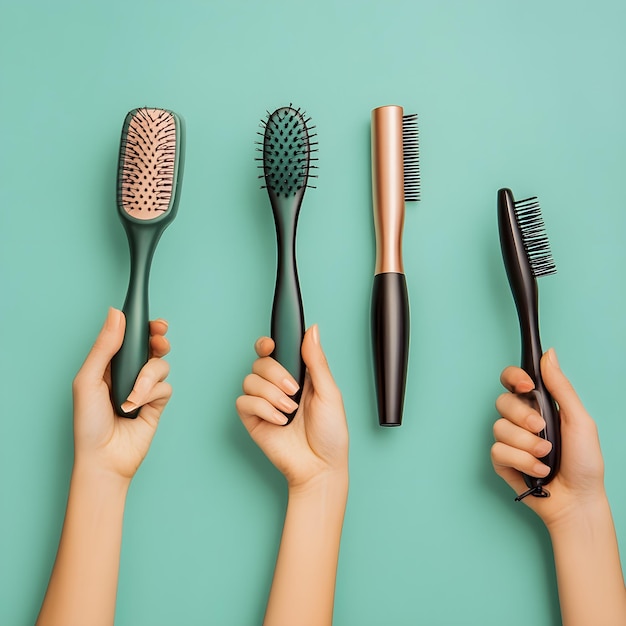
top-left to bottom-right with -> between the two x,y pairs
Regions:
37,464 -> 129,626
548,494 -> 626,626
264,471 -> 349,626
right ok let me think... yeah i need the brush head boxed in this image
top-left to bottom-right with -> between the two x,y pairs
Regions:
258,106 -> 317,199
402,113 -> 420,202
117,107 -> 183,222
512,195 -> 557,278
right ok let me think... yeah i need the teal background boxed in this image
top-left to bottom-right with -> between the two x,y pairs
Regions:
1,1 -> 625,624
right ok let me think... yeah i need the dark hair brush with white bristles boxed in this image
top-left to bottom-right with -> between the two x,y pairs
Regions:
498,187 -> 560,499
257,106 -> 317,424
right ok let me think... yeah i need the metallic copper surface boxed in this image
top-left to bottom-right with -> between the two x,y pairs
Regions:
371,105 -> 405,274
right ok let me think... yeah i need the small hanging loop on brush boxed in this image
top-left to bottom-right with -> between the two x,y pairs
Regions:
515,485 -> 550,501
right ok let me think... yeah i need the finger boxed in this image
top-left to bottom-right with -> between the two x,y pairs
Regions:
495,393 -> 546,433
490,447 -> 538,497
493,418 -> 553,459
121,357 -> 170,414
236,394 -> 288,428
500,366 -> 535,394
541,349 -> 586,421
135,381 -> 173,427
491,463 -> 529,495
149,318 -> 169,337
149,319 -> 170,358
76,308 -> 125,383
254,336 -> 275,358
252,356 -> 299,397
137,381 -> 173,409
491,441 -> 551,479
300,325 -> 339,399
242,373 -> 298,414
150,334 -> 170,358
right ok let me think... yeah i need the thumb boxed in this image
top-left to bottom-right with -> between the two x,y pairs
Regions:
301,324 -> 337,398
540,348 -> 585,421
77,308 -> 125,382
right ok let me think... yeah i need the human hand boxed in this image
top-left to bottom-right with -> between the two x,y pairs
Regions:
72,307 -> 172,482
236,324 -> 349,492
491,348 -> 605,529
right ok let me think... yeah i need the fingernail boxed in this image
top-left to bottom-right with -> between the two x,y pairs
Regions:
254,337 -> 268,354
535,439 -> 553,457
527,414 -> 545,432
121,400 -> 138,413
282,378 -> 299,395
273,410 -> 289,425
533,462 -> 551,477
279,396 -> 298,412
105,307 -> 122,331
548,348 -> 560,369
311,324 -> 320,346
155,318 -> 168,329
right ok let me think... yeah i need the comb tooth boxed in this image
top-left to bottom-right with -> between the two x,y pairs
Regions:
402,113 -> 420,202
513,196 -> 557,277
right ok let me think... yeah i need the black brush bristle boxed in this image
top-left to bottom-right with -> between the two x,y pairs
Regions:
402,113 -> 420,202
257,106 -> 317,198
513,196 -> 557,277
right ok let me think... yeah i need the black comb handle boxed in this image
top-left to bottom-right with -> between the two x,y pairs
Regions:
270,191 -> 305,423
371,272 -> 409,427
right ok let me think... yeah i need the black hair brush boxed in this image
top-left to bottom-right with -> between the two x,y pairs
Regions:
498,187 -> 560,500
256,106 -> 317,423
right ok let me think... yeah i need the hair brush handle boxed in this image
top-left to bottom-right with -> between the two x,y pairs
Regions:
520,338 -> 561,493
371,272 -> 409,427
271,211 -> 305,423
111,224 -> 161,418
498,188 -> 561,494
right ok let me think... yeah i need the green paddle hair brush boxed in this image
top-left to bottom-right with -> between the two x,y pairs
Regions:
111,107 -> 184,418
256,105 -> 317,423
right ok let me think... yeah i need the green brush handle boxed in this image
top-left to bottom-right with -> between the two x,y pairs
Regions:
111,223 -> 162,418
271,193 -> 305,422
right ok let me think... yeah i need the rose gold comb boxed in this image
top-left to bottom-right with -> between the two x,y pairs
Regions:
371,105 -> 420,427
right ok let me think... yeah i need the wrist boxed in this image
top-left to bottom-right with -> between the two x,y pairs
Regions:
72,457 -> 132,495
288,467 -> 349,501
544,489 -> 611,536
